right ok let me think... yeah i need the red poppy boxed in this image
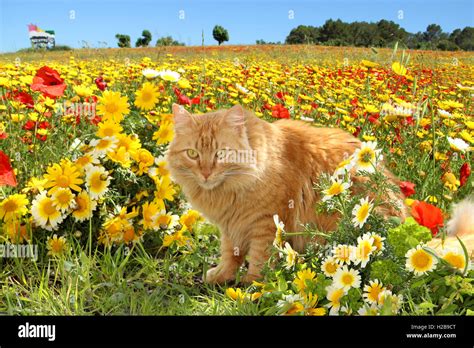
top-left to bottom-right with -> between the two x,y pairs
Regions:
460,162 -> 471,187
173,88 -> 201,106
0,150 -> 17,187
271,104 -> 290,119
399,181 -> 416,197
30,66 -> 67,98
95,76 -> 107,91
23,120 -> 36,131
411,200 -> 444,236
8,91 -> 34,108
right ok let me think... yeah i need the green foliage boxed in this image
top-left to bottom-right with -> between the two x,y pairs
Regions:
387,217 -> 432,258
135,30 -> 152,47
115,33 -> 131,48
285,25 -> 319,44
286,20 -> 472,50
212,25 -> 229,45
369,259 -> 404,287
155,36 -> 185,47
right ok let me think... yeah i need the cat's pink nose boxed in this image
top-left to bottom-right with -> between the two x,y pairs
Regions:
202,170 -> 211,179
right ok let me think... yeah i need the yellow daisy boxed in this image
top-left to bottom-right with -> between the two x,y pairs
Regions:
96,90 -> 130,122
293,268 -> 316,293
0,194 -> 29,221
152,121 -> 175,145
363,279 -> 385,304
51,188 -> 76,212
47,234 -> 68,257
44,159 -> 83,194
134,82 -> 160,110
72,191 -> 97,222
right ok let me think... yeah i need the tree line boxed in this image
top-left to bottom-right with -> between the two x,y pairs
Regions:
115,25 -> 230,48
284,19 -> 473,50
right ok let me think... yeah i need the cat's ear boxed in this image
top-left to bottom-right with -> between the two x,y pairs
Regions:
223,104 -> 246,134
172,103 -> 191,133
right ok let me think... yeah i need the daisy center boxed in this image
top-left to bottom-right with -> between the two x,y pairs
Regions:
56,175 -> 71,187
342,274 -> 354,285
43,200 -> 57,216
360,149 -> 374,163
357,204 -> 370,221
328,183 -> 343,195
105,103 -> 119,114
412,251 -> 431,268
3,200 -> 18,212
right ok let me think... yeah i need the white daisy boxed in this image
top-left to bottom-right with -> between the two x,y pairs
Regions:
85,166 -> 111,200
447,136 -> 469,153
352,197 -> 373,228
405,245 -> 438,276
325,285 -> 347,315
333,265 -> 361,291
352,233 -> 376,267
351,141 -> 383,173
322,176 -> 351,202
88,136 -> 118,158
321,256 -> 340,277
31,191 -> 65,231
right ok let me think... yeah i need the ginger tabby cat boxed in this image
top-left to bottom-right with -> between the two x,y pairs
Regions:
166,104 -> 407,284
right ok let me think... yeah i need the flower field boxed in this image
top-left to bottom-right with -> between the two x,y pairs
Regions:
0,45 -> 473,315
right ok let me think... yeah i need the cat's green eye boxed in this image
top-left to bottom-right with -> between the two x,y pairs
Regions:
186,149 -> 199,159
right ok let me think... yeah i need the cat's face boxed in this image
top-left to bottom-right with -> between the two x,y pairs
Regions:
167,104 -> 258,191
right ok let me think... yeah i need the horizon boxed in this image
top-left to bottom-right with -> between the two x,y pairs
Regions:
0,0 -> 473,53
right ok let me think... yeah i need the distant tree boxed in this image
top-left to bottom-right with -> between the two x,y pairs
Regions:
285,25 -> 319,44
423,24 -> 443,43
155,36 -> 185,46
115,34 -> 131,48
376,20 -> 407,46
349,21 -> 379,47
212,25 -> 229,45
319,19 -> 350,44
437,39 -> 459,51
453,27 -> 474,50
135,30 -> 152,47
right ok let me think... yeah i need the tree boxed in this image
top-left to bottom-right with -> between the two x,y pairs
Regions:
423,24 -> 443,43
135,30 -> 152,47
453,27 -> 474,51
319,19 -> 350,44
285,25 -> 319,44
115,34 -> 131,48
212,25 -> 229,45
376,20 -> 407,46
155,36 -> 185,46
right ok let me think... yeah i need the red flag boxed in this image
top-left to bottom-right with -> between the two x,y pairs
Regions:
0,150 -> 17,187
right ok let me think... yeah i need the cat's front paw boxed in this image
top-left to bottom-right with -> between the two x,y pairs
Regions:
205,266 -> 235,284
240,272 -> 262,284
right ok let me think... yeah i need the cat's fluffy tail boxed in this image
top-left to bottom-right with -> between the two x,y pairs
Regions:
446,196 -> 474,237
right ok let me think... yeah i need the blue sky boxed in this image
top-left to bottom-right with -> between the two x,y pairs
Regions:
0,0 -> 473,52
